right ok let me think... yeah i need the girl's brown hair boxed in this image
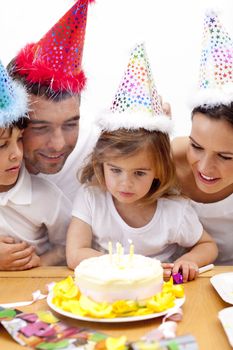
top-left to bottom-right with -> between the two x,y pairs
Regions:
80,128 -> 176,205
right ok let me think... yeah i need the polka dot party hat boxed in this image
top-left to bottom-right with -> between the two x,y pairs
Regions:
191,10 -> 233,108
0,60 -> 28,127
14,0 -> 94,94
97,43 -> 173,133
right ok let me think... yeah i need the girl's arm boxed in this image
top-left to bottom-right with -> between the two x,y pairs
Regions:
39,245 -> 65,266
172,230 -> 218,282
66,216 -> 103,270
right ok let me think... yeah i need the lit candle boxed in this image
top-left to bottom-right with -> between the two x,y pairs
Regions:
108,241 -> 113,263
128,239 -> 134,263
119,244 -> 124,256
116,242 -> 122,265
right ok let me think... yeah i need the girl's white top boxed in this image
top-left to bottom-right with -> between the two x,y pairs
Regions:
72,186 -> 203,262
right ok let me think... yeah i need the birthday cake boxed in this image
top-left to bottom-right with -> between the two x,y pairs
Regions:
74,254 -> 163,303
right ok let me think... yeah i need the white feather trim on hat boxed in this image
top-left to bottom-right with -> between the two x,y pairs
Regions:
96,111 -> 173,134
204,8 -> 221,17
0,81 -> 28,127
189,83 -> 233,109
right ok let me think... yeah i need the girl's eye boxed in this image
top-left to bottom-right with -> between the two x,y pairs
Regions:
0,142 -> 7,149
110,168 -> 121,174
135,171 -> 146,177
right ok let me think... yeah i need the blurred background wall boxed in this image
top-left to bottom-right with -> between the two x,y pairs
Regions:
1,0 -> 233,136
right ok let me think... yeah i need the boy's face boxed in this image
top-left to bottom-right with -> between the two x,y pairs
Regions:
23,94 -> 80,175
0,127 -> 23,192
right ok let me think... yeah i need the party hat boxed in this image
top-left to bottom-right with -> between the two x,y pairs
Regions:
14,0 -> 94,93
97,43 -> 172,133
0,60 -> 28,127
191,10 -> 233,108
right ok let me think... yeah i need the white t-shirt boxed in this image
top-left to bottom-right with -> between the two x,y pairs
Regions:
0,165 -> 72,256
191,195 -> 233,265
72,186 -> 203,262
39,121 -> 99,202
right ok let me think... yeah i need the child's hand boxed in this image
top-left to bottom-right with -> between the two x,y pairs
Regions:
161,262 -> 174,281
25,252 -> 41,269
0,236 -> 35,271
172,260 -> 199,282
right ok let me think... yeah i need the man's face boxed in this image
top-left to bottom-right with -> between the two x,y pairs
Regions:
23,94 -> 80,174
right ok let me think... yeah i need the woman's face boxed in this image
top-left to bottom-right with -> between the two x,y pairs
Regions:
187,112 -> 233,194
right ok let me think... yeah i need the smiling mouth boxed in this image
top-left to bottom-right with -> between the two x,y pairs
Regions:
39,153 -> 65,160
198,171 -> 220,184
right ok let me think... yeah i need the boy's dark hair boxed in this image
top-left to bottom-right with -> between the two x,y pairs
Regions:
13,117 -> 29,129
0,117 -> 28,138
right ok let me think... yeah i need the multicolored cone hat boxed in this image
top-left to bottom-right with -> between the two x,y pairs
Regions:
0,60 -> 28,127
191,10 -> 233,108
97,43 -> 173,133
14,0 -> 94,93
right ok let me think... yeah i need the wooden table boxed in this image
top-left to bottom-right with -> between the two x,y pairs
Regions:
1,266 -> 233,349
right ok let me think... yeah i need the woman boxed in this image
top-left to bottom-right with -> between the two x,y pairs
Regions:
172,8 -> 233,265
172,104 -> 233,265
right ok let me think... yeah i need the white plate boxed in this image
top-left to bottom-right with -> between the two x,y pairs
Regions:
47,292 -> 185,323
210,272 -> 233,304
219,307 -> 233,347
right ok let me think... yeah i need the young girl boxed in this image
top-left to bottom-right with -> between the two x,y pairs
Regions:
0,60 -> 71,270
66,43 -> 218,281
66,128 -> 217,281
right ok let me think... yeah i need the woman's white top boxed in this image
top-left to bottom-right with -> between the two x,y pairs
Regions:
191,194 -> 233,265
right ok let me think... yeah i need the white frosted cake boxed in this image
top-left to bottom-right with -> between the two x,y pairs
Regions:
74,254 -> 163,303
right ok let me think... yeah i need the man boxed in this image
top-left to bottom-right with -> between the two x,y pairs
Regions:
0,0 -> 96,270
9,0 -> 96,200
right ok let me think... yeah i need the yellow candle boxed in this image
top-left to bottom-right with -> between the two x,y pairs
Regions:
116,242 -> 121,265
108,241 -> 113,262
130,244 -> 134,256
119,244 -> 123,256
129,242 -> 134,262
